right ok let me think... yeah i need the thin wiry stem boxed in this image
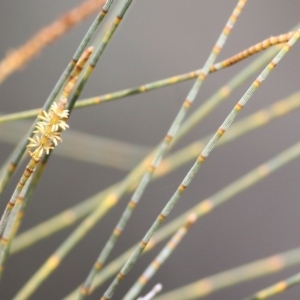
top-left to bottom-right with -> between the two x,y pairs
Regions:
1,30 -> 297,124
0,0 -> 113,195
0,96 -> 69,237
0,33 -> 287,299
2,82 -> 300,173
0,27 -> 292,179
66,139 -> 300,299
62,136 -> 300,300
78,2 -> 246,298
11,89 -> 300,253
0,47 -> 94,280
12,2 -> 134,300
100,30 -> 300,300
0,0 -> 115,275
0,46 -> 93,243
0,3 -> 117,266
0,159 -> 46,278
154,247 -> 300,300
157,91 -> 300,177
210,30 -> 297,72
1,37 -> 290,174
243,272 -> 300,300
123,214 -> 196,300
67,0 -> 133,112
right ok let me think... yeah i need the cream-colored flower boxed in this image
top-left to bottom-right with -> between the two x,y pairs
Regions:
27,99 -> 69,159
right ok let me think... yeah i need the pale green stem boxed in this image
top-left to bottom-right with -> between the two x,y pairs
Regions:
11,90 -> 300,256
0,0 -> 114,194
123,214 -> 196,300
155,247 -> 300,300
100,30 -> 300,300
243,272 -> 300,300
78,1 -> 246,298
63,140 -> 300,299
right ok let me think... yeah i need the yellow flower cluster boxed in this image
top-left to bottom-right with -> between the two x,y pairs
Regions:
27,98 -> 69,159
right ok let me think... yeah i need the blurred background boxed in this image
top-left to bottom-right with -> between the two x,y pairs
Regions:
0,0 -> 300,299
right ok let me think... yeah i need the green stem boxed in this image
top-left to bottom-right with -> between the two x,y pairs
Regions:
63,139 -> 300,299
78,1 -> 246,298
100,29 -> 300,300
155,247 -> 300,300
0,0 -> 114,194
243,272 -> 300,300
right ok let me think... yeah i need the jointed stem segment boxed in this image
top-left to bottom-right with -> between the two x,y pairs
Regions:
0,46 -> 95,276
0,99 -> 69,237
0,29 -> 297,125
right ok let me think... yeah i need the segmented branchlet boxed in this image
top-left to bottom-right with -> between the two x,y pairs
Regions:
0,47 -> 93,246
0,48 -> 94,279
25,46 -> 92,160
0,31 -> 297,127
25,46 -> 93,159
123,214 -> 196,300
210,31 -> 297,72
0,99 -> 69,238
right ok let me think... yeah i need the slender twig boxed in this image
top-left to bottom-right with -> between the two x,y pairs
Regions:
0,161 -> 45,279
123,214 -> 196,300
243,272 -> 300,300
63,140 -> 300,300
0,88 -> 70,238
0,68 -> 85,274
2,32 -> 290,300
67,0 -> 133,112
157,91 -> 300,177
78,2 -> 246,298
2,38 -> 292,175
1,30 -> 297,124
100,30 -> 300,300
0,48 -> 95,282
0,41 -> 291,175
154,247 -> 300,300
0,0 -> 113,195
210,30 -> 297,71
7,87 -> 293,255
12,2 -> 134,300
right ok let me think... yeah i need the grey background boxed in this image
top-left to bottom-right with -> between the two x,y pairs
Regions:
0,0 -> 300,299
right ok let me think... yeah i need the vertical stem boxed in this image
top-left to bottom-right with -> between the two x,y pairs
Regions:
0,0 -> 114,194
78,1 -> 247,298
0,158 -> 39,236
100,29 -> 300,300
123,214 -> 196,300
12,2 -> 134,300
